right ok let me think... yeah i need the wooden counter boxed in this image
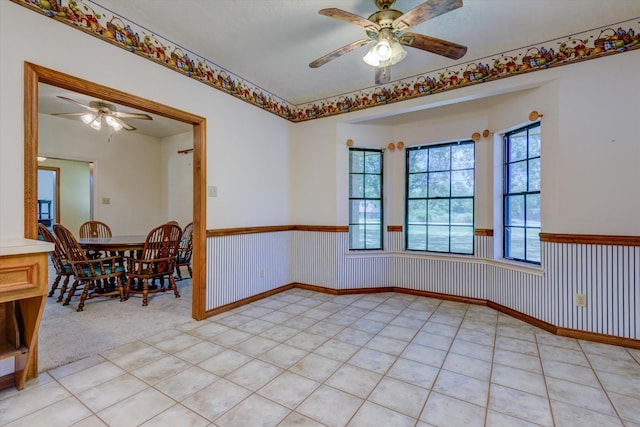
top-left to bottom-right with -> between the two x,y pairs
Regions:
0,239 -> 53,390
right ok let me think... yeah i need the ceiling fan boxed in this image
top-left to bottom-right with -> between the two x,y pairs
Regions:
309,0 -> 467,84
52,96 -> 153,131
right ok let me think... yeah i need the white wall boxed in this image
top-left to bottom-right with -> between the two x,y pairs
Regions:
0,1 -> 291,239
161,131 -> 194,228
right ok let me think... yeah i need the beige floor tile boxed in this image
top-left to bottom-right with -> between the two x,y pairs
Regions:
443,352 -> 492,381
538,343 -> 590,367
306,320 -> 345,338
348,401 -> 416,427
314,338 -> 360,361
604,391 -> 640,424
492,364 -> 548,397
47,355 -> 107,380
289,353 -> 341,382
262,323 -> 307,340
140,404 -> 210,427
297,385 -> 363,427
542,358 -> 600,387
277,412 -> 326,427
209,328 -> 253,347
154,366 -> 218,401
597,369 -> 640,397
57,360 -> 126,394
433,369 -> 489,407
4,396 -> 90,427
325,364 -> 382,398
285,331 -> 329,351
402,343 -> 447,368
546,377 -> 616,416
495,336 -> 538,356
259,343 -> 308,368
449,339 -> 494,362
421,392 -> 486,427
258,371 -> 320,409
97,387 -> 175,427
412,330 -> 453,351
149,333 -> 203,354
236,318 -> 276,334
0,379 -> 70,425
489,383 -> 553,425
197,349 -> 253,376
348,347 -> 397,374
493,348 -> 542,374
182,378 -> 251,421
369,376 -> 429,418
189,321 -> 230,339
226,359 -> 282,390
109,343 -> 169,371
535,331 -> 581,351
485,410 -> 543,426
76,373 -> 148,412
174,340 -> 225,364
214,394 -> 289,427
131,355 -> 191,385
70,415 -> 109,426
365,335 -> 408,356
386,357 -> 439,389
550,400 -> 624,427
233,335 -> 279,357
334,328 -> 374,346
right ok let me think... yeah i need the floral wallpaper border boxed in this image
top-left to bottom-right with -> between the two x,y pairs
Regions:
13,0 -> 640,123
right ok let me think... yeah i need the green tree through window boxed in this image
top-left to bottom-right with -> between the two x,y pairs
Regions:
349,149 -> 383,250
504,123 -> 541,263
406,141 -> 474,254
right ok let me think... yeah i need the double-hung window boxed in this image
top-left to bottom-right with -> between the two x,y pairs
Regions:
406,141 -> 475,254
349,148 -> 383,250
504,123 -> 541,263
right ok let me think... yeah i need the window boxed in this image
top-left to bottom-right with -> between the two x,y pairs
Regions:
504,123 -> 541,263
406,141 -> 474,254
349,149 -> 383,250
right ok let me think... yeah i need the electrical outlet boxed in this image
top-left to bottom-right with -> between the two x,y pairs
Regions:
102,197 -> 110,205
576,293 -> 586,307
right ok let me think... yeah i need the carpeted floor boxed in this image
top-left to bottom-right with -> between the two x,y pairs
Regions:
38,265 -> 195,372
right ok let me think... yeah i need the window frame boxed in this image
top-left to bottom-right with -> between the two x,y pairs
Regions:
405,140 -> 475,255
348,148 -> 384,250
503,122 -> 541,265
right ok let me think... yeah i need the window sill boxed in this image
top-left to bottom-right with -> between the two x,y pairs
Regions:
486,258 -> 545,276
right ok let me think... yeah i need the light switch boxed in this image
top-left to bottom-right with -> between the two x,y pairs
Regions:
102,197 -> 110,205
207,186 -> 217,197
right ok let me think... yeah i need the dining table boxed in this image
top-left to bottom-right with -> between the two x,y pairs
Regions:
77,235 -> 147,253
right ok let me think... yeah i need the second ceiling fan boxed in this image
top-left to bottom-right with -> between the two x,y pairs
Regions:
309,0 -> 467,84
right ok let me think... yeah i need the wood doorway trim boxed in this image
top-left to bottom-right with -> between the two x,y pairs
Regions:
37,165 -> 61,224
24,62 -> 207,320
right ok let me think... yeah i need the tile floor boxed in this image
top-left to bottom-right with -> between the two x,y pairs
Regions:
1,289 -> 639,426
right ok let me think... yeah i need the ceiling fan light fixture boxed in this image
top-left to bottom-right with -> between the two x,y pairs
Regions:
81,113 -> 95,124
105,115 -> 123,131
89,117 -> 102,130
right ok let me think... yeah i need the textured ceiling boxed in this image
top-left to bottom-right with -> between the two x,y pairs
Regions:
92,0 -> 640,105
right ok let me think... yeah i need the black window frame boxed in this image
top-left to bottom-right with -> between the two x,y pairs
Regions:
503,122 -> 541,264
348,148 -> 383,250
405,140 -> 475,255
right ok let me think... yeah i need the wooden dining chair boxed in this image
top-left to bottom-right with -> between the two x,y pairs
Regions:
79,220 -> 112,238
175,222 -> 193,280
53,224 -> 126,312
38,223 -> 75,302
125,223 -> 182,306
79,220 -> 112,259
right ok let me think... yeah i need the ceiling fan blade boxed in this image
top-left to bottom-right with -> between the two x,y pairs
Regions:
319,8 -> 380,32
115,117 -> 137,131
393,0 -> 463,31
375,66 -> 391,85
56,95 -> 95,111
114,111 -> 153,120
400,32 -> 467,60
51,112 -> 89,117
309,39 -> 373,68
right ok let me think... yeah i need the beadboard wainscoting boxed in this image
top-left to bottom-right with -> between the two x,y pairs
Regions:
204,227 -> 640,343
206,231 -> 291,311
